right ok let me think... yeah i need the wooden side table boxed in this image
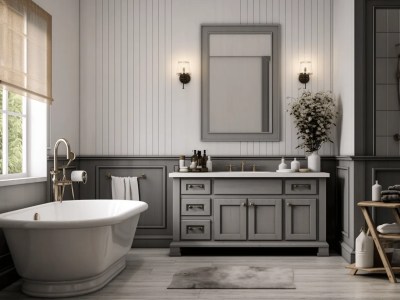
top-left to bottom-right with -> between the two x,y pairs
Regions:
346,201 -> 400,283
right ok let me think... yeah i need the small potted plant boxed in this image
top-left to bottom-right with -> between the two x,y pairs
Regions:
288,90 -> 337,171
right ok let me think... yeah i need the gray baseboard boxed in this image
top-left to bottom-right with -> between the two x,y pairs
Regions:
133,239 -> 171,248
341,241 -> 355,263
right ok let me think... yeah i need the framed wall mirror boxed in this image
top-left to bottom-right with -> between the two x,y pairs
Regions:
201,25 -> 280,141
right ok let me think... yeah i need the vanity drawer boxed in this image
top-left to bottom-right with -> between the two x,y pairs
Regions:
214,179 -> 282,194
181,179 -> 211,195
181,198 -> 211,216
181,220 -> 211,240
285,179 -> 317,194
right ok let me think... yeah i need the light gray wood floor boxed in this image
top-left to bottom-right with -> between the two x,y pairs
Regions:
2,248 -> 400,299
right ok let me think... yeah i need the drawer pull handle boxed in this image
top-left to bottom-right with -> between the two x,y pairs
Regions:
187,225 -> 204,233
187,184 -> 205,190
292,184 -> 311,190
187,204 -> 204,210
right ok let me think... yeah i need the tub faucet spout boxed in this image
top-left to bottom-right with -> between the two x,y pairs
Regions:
51,138 -> 76,202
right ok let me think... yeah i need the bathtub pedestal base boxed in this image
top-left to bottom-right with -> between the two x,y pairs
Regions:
22,257 -> 126,298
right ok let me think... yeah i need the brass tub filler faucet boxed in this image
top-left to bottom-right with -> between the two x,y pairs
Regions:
50,138 -> 76,202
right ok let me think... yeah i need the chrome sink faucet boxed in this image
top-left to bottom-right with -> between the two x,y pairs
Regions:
51,138 -> 76,202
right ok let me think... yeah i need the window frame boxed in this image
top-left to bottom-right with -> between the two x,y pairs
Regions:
1,88 -> 28,179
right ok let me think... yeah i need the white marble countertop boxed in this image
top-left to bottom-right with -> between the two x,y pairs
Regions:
169,171 -> 330,178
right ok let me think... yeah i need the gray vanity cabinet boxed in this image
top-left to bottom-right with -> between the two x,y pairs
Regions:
285,199 -> 317,240
248,199 -> 282,240
214,198 -> 286,241
169,172 -> 329,257
214,198 -> 247,240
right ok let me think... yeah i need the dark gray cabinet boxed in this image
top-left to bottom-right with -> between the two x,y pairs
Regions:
214,198 -> 247,240
170,173 -> 329,257
285,199 -> 317,240
248,198 -> 282,240
214,198 -> 283,241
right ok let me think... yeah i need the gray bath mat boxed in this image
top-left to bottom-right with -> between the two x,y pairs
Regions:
167,266 -> 296,289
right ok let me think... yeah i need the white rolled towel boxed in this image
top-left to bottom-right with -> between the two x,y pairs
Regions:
377,223 -> 400,234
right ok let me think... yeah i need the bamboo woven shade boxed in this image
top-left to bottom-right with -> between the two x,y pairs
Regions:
0,0 -> 52,104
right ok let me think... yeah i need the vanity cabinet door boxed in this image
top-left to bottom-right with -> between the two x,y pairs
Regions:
285,199 -> 317,240
248,199 -> 282,240
214,198 -> 247,240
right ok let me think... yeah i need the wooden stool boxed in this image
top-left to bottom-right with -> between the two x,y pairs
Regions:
346,201 -> 400,283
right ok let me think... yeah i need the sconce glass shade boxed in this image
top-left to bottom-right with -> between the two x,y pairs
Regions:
299,61 -> 312,74
177,61 -> 191,74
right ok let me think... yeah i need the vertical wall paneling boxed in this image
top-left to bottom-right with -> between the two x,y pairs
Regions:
102,0 -> 109,154
121,0 -> 128,155
96,0 -> 103,154
80,0 -> 334,156
127,0 -> 134,154
114,0 -> 122,154
80,0 -> 96,154
133,0 -> 140,155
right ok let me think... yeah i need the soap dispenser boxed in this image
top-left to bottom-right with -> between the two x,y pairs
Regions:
291,158 -> 300,172
206,156 -> 213,172
372,180 -> 382,201
278,158 -> 287,170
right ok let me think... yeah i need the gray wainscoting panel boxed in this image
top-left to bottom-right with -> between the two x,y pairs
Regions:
337,166 -> 350,239
96,165 -> 167,229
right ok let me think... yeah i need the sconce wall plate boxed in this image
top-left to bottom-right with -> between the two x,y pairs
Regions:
177,61 -> 191,89
299,61 -> 312,88
299,73 -> 310,85
179,73 -> 191,88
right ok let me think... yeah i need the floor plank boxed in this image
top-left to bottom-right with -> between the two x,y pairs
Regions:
1,248 -> 400,299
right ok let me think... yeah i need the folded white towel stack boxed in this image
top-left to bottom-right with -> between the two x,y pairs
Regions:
377,223 -> 400,234
111,176 -> 140,201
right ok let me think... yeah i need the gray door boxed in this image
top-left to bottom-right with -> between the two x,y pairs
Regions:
285,199 -> 317,240
214,198 -> 247,240
248,199 -> 282,240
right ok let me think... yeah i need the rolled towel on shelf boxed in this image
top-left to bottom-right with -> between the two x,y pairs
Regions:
381,194 -> 400,202
381,190 -> 400,195
389,185 -> 400,191
377,223 -> 400,234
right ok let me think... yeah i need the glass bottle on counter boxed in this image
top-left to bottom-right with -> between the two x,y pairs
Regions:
197,151 -> 203,169
190,150 -> 197,170
202,150 -> 208,168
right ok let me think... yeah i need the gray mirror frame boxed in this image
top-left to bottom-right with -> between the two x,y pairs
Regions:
201,25 -> 281,142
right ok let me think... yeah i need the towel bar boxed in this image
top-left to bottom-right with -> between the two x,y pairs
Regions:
105,173 -> 146,179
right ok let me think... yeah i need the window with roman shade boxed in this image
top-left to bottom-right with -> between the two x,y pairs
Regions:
0,0 -> 50,182
0,0 -> 52,104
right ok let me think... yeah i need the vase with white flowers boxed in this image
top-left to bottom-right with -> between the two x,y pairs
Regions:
288,91 -> 338,171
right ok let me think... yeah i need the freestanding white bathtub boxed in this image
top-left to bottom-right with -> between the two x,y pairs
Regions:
0,200 -> 148,298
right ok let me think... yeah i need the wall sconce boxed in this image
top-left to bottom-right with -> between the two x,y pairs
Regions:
177,61 -> 191,89
299,61 -> 312,88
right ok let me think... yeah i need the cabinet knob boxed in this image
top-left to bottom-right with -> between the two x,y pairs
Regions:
287,202 -> 291,206
241,202 -> 247,207
248,202 -> 254,207
188,205 -> 193,209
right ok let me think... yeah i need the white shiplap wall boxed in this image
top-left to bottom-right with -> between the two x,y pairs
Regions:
80,0 -> 335,156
